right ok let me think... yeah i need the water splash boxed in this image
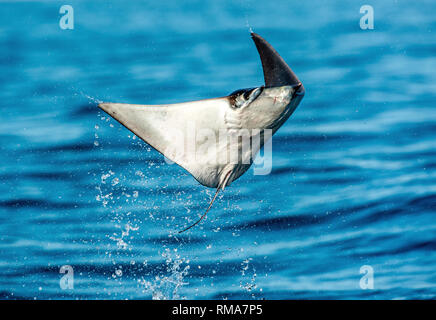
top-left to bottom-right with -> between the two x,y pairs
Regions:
240,258 -> 259,298
109,223 -> 139,250
73,88 -> 103,105
138,248 -> 190,300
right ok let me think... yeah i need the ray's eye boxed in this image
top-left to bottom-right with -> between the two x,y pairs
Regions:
243,90 -> 252,100
245,86 -> 263,101
230,86 -> 264,109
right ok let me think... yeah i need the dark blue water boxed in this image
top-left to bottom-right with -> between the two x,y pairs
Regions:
0,0 -> 435,299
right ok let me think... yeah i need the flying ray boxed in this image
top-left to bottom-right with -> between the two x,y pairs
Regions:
98,32 -> 305,232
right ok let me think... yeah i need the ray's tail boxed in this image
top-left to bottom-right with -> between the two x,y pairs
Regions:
178,170 -> 232,233
178,188 -> 221,233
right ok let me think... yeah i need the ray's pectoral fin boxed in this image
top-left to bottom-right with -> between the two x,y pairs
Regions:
178,170 -> 233,233
98,99 -> 229,189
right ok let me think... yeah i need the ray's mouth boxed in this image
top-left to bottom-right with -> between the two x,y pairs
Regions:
292,82 -> 305,98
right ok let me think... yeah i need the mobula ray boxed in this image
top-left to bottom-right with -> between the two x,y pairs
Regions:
99,33 -> 305,232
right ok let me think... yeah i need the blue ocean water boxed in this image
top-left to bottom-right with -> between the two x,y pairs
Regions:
0,0 -> 435,300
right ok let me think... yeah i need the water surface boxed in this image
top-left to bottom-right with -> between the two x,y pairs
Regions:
0,0 -> 435,299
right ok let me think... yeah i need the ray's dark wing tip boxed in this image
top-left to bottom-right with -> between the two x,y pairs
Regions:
250,31 -> 261,39
250,32 -> 269,50
249,32 -> 302,88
